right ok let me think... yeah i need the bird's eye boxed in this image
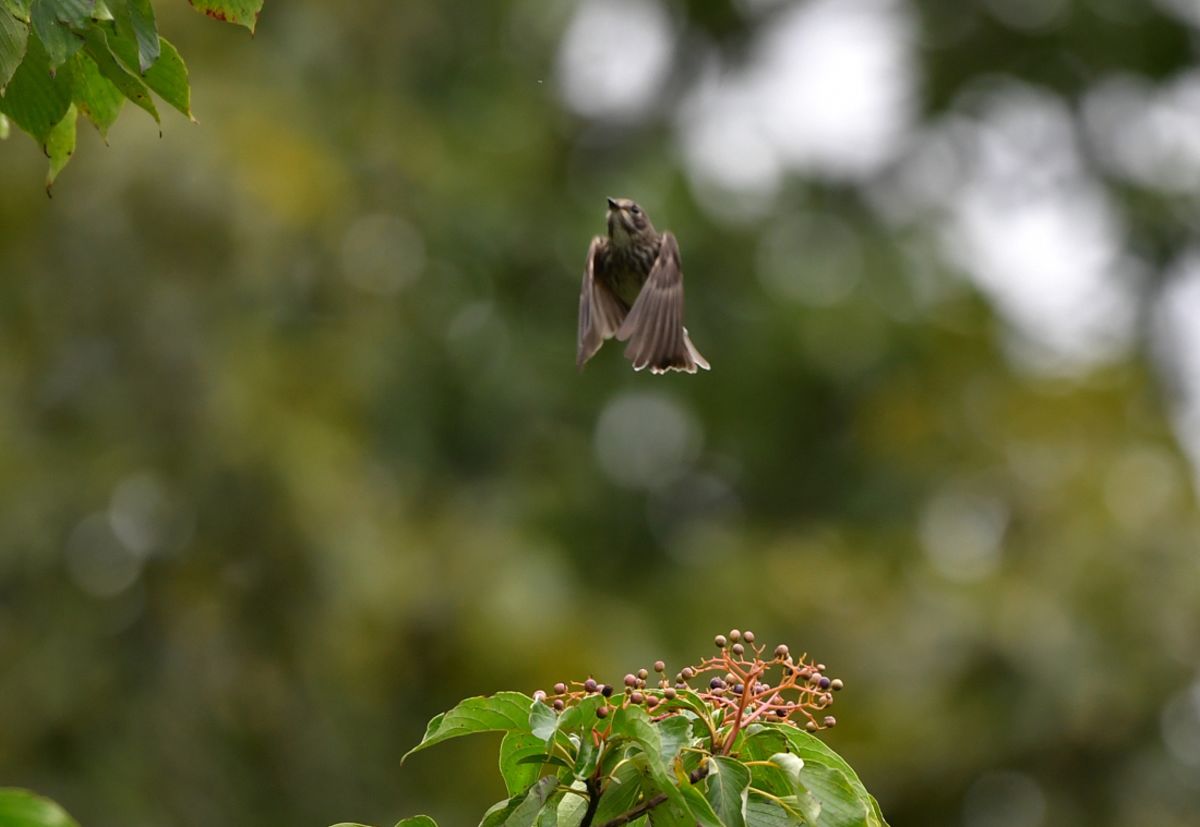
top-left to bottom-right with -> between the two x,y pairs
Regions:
630,205 -> 641,216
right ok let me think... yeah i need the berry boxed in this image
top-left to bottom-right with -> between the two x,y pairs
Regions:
584,678 -> 598,693
831,679 -> 844,691
554,682 -> 568,695
646,695 -> 660,708
733,684 -> 745,694
774,644 -> 789,659
714,635 -> 727,648
681,667 -> 695,679
631,691 -> 644,704
596,705 -> 609,719
553,699 -> 565,711
664,687 -> 677,700
624,674 -> 637,687
637,668 -> 649,680
808,673 -> 823,685
732,643 -> 745,656
743,631 -> 755,643
817,677 -> 831,690
601,684 -> 614,698
823,716 -> 837,728
533,690 -> 547,702
805,720 -> 818,732
775,708 -> 787,717
709,677 -> 726,690
654,660 -> 666,673
729,629 -> 741,642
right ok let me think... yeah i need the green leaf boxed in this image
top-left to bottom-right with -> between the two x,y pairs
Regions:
29,1 -> 80,68
108,31 -> 189,118
500,731 -> 548,797
552,780 -> 588,827
705,756 -> 750,827
403,692 -> 534,762
609,706 -> 697,827
186,0 -> 262,33
0,112 -> 9,137
395,818 -> 438,827
591,755 -> 647,825
797,765 -> 867,827
0,31 -> 71,141
80,25 -> 155,122
744,797 -> 796,827
37,0 -> 91,25
0,8 -> 29,88
2,1 -> 33,22
43,97 -> 73,188
67,48 -> 120,136
108,0 -> 155,71
766,753 -> 820,824
480,776 -> 557,827
677,781 -> 723,827
0,789 -> 80,827
655,715 -> 691,767
529,700 -> 558,742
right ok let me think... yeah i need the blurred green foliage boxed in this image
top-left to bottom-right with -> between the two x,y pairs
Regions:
2,2 -> 1200,827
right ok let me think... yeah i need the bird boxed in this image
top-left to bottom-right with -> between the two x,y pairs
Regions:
577,197 -> 710,375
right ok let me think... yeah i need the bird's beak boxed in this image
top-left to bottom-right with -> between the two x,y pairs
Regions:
606,197 -> 619,211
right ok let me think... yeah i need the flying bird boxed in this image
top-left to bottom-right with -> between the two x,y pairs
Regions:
577,197 -> 710,375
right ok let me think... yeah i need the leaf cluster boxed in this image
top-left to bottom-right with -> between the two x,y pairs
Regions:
0,0 -> 262,190
370,678 -> 885,827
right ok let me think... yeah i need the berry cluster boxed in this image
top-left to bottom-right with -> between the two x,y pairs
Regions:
533,629 -> 844,754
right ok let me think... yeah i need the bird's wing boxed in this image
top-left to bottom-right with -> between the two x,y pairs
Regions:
577,236 -> 628,370
617,232 -> 709,374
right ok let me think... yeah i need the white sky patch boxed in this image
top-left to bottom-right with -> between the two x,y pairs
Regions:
677,0 -> 915,211
556,0 -> 675,119
1153,253 -> 1200,489
1083,70 -> 1200,195
938,85 -> 1137,375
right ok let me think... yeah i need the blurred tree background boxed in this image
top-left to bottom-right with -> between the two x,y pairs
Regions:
3,0 -> 1200,825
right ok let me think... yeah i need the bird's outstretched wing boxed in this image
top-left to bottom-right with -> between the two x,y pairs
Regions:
617,232 -> 710,374
577,236 -> 628,370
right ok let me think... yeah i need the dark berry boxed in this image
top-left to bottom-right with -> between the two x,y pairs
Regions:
631,691 -> 644,704
646,695 -> 660,708
584,678 -> 598,693
818,677 -> 831,690
553,699 -> 565,711
554,682 -> 568,695
596,705 -> 609,719
733,684 -> 745,694
775,708 -> 787,717
709,677 -> 725,690
654,660 -> 665,673
601,684 -> 614,698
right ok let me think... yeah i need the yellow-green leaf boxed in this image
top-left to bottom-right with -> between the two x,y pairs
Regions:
0,788 -> 81,827
187,0 -> 262,33
43,98 -> 74,189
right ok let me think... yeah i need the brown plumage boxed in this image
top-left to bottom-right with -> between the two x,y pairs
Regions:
576,197 -> 710,375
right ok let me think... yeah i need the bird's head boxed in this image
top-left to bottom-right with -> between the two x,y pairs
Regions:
606,197 -> 654,246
